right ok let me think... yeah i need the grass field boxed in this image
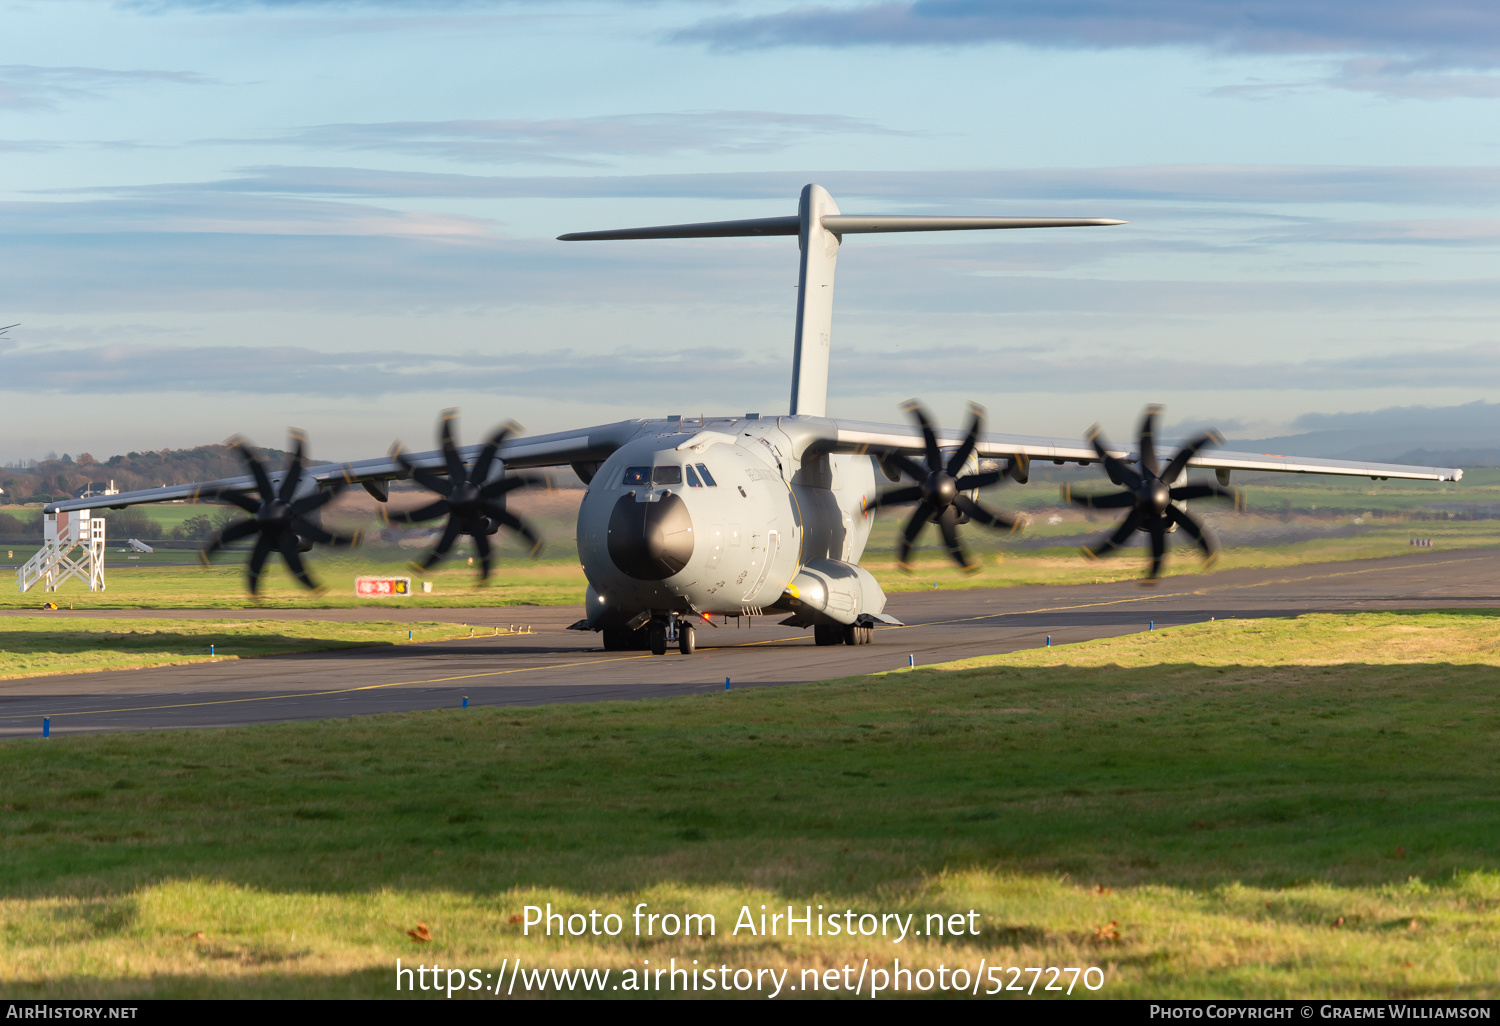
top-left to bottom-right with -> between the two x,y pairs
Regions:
866,516 -> 1500,592
0,556 -> 590,610
4,516 -> 1495,610
1,611 -> 1497,998
0,618 -> 486,680
3,470 -> 1495,607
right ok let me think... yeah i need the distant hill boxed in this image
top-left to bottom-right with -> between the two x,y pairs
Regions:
4,401 -> 1495,504
1228,401 -> 1500,468
0,445 -> 314,504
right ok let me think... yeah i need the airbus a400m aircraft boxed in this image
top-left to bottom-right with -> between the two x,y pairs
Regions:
47,185 -> 1462,656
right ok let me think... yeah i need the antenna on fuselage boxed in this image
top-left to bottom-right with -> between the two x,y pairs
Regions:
558,186 -> 1124,418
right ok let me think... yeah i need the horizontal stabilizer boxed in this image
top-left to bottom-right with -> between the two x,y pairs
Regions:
558,214 -> 1124,241
559,216 -> 799,241
823,215 -> 1125,233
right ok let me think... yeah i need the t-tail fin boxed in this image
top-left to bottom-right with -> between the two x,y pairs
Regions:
558,185 -> 1123,418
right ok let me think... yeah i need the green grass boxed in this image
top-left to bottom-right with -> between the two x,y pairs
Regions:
967,465 -> 1488,516
6,467 -> 1495,610
0,618 -> 492,679
2,611 -> 1498,997
0,555 -> 589,610
1227,467 -> 1496,515
865,516 -> 1500,592
6,516 -> 1500,610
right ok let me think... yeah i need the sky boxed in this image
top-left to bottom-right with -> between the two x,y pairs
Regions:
2,0 -> 1499,463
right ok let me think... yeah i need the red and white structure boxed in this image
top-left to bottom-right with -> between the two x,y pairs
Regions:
17,509 -> 106,593
355,576 -> 411,597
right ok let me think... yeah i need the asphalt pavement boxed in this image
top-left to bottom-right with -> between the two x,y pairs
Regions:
2,548 -> 1494,736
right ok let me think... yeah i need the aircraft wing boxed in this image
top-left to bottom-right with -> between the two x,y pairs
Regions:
826,418 -> 1463,483
43,420 -> 642,515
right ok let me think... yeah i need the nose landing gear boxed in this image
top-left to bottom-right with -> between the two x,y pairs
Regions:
650,617 -> 697,654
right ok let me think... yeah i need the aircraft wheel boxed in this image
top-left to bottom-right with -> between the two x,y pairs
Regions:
601,629 -> 626,651
678,623 -> 696,655
841,624 -> 858,646
814,625 -> 843,646
649,621 -> 668,656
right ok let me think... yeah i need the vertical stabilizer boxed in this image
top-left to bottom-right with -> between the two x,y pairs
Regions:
790,184 -> 840,418
558,191 -> 1124,419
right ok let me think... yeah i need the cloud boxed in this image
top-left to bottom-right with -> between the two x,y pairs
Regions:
0,192 -> 495,240
0,140 -> 59,154
6,186 -> 1500,317
827,341 -> 1500,394
0,341 -> 790,399
674,1 -> 1500,96
0,64 -> 208,111
676,1 -> 1500,57
1251,220 -> 1500,246
4,338 -> 1498,399
99,163 -> 1500,207
254,111 -> 907,167
122,0 -> 518,9
1327,57 -> 1500,98
8,166 -> 1500,320
68,165 -> 820,200
0,193 -> 796,311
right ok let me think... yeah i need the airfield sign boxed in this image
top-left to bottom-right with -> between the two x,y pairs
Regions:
355,576 -> 411,598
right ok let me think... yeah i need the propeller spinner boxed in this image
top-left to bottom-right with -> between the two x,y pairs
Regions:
387,409 -> 545,581
865,400 -> 1025,573
1062,405 -> 1242,582
199,430 -> 359,595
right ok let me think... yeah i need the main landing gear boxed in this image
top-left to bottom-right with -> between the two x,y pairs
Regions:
650,618 -> 695,655
814,624 -> 874,646
602,615 -> 696,655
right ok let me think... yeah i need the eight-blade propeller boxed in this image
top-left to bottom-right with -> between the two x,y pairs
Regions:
199,430 -> 359,595
387,409 -> 545,581
865,400 -> 1025,573
186,404 -> 1244,596
1062,404 -> 1241,582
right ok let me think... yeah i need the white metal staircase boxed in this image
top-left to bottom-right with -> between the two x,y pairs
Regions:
17,509 -> 106,593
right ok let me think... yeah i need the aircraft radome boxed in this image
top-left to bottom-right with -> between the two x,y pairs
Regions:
46,185 -> 1463,656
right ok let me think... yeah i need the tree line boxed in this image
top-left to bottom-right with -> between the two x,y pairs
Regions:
1,444 -> 306,504
0,507 -> 243,545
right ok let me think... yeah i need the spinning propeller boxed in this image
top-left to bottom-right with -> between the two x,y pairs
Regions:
1062,405 -> 1242,582
387,410 -> 545,581
865,400 -> 1025,573
200,430 -> 359,595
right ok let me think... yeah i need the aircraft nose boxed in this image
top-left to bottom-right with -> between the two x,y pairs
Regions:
607,492 -> 695,580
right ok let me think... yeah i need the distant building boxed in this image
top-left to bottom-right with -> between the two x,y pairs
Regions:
73,480 -> 121,499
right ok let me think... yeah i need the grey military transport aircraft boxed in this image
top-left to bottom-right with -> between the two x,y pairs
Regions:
46,185 -> 1462,655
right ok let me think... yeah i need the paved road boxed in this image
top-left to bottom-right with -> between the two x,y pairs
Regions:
3,549 -> 1494,737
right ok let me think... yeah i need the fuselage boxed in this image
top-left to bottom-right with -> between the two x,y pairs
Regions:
573,415 -> 879,627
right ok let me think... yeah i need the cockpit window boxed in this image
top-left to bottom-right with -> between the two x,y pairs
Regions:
696,463 -> 717,487
652,465 -> 683,485
685,465 -> 703,487
622,466 -> 651,486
